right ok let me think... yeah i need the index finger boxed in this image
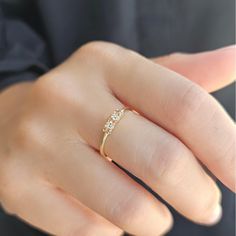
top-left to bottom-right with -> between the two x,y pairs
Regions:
153,45 -> 236,92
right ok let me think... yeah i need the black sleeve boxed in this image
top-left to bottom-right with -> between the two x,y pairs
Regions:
0,5 -> 49,91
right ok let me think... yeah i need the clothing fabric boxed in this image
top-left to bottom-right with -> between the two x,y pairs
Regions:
0,0 -> 235,235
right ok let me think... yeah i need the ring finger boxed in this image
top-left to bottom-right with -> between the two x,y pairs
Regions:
72,88 -> 222,226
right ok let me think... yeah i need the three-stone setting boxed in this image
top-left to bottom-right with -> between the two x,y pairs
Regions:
100,107 -> 130,160
103,109 -> 126,135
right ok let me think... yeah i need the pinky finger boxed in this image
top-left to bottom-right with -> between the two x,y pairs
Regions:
3,179 -> 123,236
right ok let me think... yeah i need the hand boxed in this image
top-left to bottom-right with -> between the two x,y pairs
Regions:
0,42 -> 235,236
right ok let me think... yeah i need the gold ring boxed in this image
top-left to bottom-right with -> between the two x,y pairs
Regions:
100,107 -> 130,161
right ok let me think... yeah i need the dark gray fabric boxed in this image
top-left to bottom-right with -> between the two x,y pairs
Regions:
0,1 -> 235,235
0,6 -> 49,91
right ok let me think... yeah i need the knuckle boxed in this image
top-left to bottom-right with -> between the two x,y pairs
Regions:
34,72 -> 86,115
79,41 -> 119,58
77,41 -> 124,69
108,192 -> 172,235
108,192 -> 148,228
33,66 -> 82,108
32,76 -> 61,104
145,137 -> 189,186
33,53 -> 102,109
13,116 -> 44,151
172,83 -> 208,128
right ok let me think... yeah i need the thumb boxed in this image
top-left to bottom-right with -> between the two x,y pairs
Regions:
153,45 -> 236,93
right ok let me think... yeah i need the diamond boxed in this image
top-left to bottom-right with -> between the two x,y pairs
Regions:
103,120 -> 114,133
102,108 -> 127,135
100,107 -> 130,159
111,113 -> 119,121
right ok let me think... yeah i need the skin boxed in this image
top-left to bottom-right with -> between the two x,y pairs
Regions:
0,42 -> 235,236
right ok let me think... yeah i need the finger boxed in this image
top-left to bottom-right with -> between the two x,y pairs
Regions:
85,42 -> 235,192
45,138 -> 173,236
1,178 -> 122,236
105,110 -> 222,225
153,45 -> 236,92
66,86 -> 222,225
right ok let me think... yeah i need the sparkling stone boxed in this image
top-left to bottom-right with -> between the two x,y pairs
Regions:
103,120 -> 114,133
111,113 -> 120,121
103,109 -> 125,134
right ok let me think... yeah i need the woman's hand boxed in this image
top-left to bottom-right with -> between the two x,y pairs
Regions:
0,42 -> 235,236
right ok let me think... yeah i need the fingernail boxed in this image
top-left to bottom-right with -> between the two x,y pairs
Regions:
205,204 -> 222,225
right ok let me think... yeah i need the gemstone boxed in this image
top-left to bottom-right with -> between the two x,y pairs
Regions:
111,113 -> 120,121
103,109 -> 126,134
103,120 -> 115,133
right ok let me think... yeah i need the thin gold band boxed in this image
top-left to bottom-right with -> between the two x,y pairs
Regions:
100,107 -> 130,160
